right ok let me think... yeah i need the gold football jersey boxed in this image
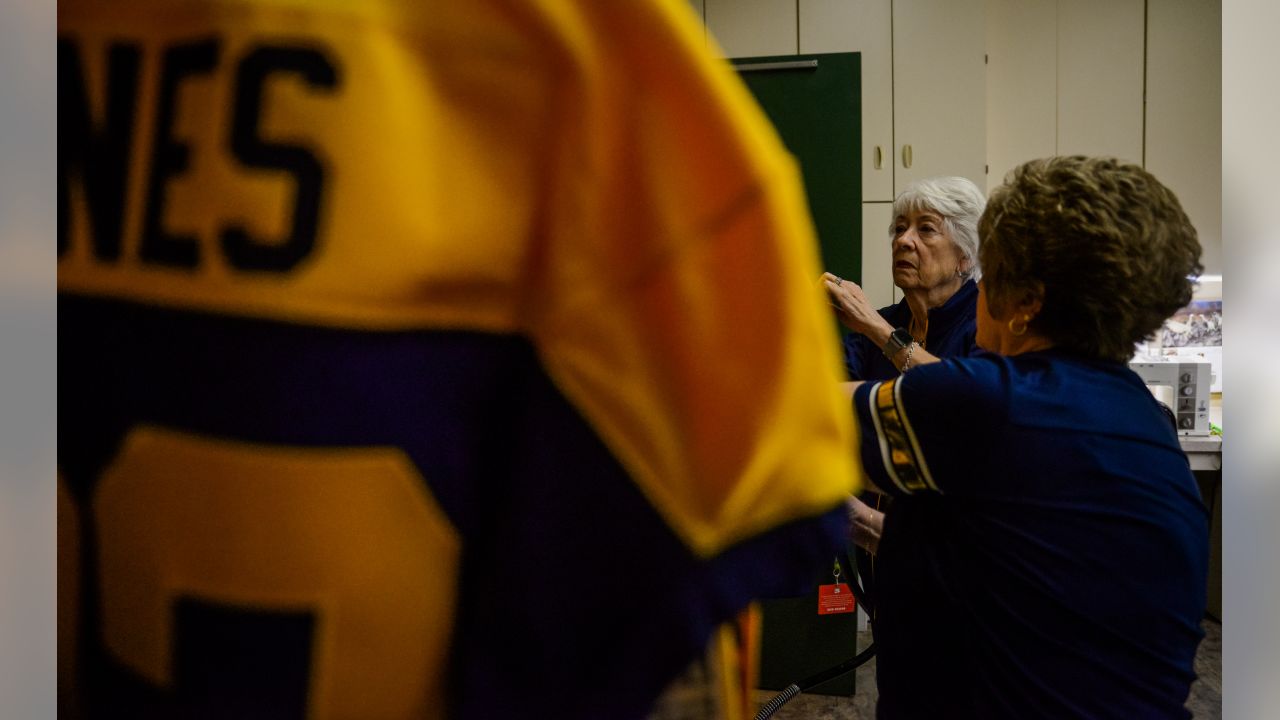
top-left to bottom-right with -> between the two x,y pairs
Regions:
58,1 -> 859,717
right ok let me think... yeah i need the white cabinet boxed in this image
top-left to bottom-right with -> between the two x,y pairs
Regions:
1056,0 -> 1145,164
985,0 -> 1220,274
798,0 -> 983,305
697,0 -> 1222,281
861,202 -> 898,308
891,0 -> 987,194
986,0 -> 1145,189
1146,0 -> 1222,275
705,0 -> 797,57
709,0 -> 986,201
799,0 -> 895,202
985,0 -> 1055,189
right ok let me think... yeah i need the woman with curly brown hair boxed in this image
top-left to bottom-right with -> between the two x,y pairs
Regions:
848,156 -> 1209,719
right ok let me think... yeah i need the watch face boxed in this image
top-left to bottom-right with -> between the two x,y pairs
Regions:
885,328 -> 912,356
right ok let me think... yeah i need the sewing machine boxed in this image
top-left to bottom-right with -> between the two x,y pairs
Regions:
1128,358 -> 1212,436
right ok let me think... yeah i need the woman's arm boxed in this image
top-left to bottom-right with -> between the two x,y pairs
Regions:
846,494 -> 885,554
822,273 -> 891,339
887,342 -> 941,371
822,273 -> 942,371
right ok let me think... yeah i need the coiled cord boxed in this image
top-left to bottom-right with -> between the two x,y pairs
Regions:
752,684 -> 800,720
751,641 -> 878,720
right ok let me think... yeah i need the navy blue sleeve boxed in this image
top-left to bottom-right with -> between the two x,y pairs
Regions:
842,331 -> 874,380
852,355 -> 1006,497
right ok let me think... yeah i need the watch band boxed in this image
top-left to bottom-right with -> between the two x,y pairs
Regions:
881,327 -> 913,358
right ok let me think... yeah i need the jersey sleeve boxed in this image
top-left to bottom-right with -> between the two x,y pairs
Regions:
852,356 -> 1004,498
843,330 -> 874,380
531,0 -> 859,557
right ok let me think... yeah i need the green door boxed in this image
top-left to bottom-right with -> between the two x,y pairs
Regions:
734,53 -> 862,287
735,53 -> 864,698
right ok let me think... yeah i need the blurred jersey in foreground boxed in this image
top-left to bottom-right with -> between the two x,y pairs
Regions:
57,1 -> 858,718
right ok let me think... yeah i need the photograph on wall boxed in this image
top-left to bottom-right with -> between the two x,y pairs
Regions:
1157,299 -> 1222,393
1160,299 -> 1222,348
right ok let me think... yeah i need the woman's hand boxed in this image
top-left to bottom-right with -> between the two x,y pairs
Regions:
846,494 -> 884,554
822,272 -> 892,339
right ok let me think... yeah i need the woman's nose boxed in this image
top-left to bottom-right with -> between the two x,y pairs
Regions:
893,228 -> 916,250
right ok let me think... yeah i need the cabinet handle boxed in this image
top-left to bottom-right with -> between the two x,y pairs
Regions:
902,144 -> 913,169
874,145 -> 883,169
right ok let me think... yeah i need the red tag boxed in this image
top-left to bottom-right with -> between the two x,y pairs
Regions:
818,583 -> 856,615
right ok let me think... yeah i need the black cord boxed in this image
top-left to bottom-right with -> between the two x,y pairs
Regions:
752,552 -> 878,720
752,641 -> 878,720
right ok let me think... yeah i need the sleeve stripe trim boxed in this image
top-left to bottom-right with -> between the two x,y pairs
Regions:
892,374 -> 939,492
870,378 -> 933,494
867,380 -> 910,494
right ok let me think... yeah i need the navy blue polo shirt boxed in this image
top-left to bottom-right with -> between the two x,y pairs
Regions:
852,350 -> 1208,719
842,279 -> 980,382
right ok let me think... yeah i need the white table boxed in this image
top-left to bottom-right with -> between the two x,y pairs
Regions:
1180,435 -> 1222,471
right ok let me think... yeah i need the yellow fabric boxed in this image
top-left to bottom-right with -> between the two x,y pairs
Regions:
94,427 -> 458,720
59,0 -> 857,556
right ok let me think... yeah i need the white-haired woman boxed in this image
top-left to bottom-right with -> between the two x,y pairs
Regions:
821,176 -> 985,605
823,175 -> 987,380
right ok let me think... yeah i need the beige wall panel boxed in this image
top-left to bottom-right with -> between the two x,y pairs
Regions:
1147,0 -> 1222,275
985,0 -> 1057,192
705,0 -> 798,58
1056,0 -> 1145,164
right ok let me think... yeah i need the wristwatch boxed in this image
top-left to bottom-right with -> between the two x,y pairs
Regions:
881,327 -> 914,359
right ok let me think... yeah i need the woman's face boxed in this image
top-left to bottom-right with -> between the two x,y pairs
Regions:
891,209 -> 966,292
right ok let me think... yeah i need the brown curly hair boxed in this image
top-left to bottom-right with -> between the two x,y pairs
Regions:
979,156 -> 1203,362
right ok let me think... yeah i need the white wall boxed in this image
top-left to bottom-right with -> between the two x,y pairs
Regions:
695,0 -> 1223,275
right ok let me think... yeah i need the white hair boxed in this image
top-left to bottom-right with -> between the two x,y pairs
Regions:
890,176 -> 987,280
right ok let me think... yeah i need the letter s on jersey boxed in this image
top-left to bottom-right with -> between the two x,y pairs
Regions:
58,38 -> 340,274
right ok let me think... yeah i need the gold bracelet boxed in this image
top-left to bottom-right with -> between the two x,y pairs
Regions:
900,341 -> 916,372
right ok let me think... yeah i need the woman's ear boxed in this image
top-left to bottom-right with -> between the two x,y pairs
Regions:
1011,282 -> 1045,321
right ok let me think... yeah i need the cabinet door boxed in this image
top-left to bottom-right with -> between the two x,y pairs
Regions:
705,0 -> 797,57
892,0 -> 986,193
861,201 -> 897,308
985,0 -> 1056,192
801,0 -> 894,202
1057,0 -> 1144,164
1146,0 -> 1221,275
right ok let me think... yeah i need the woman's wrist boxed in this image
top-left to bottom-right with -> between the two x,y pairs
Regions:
899,341 -> 917,371
865,321 -> 894,349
